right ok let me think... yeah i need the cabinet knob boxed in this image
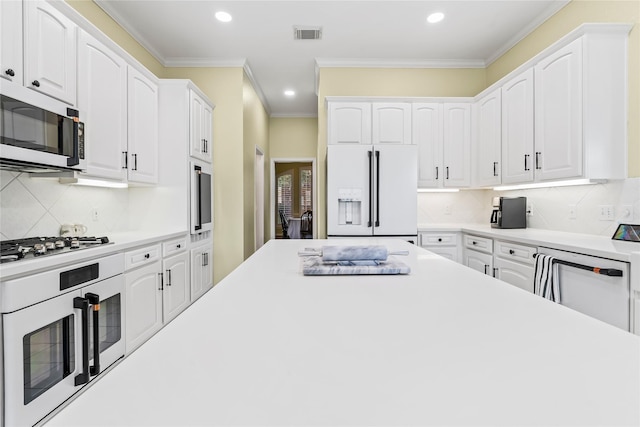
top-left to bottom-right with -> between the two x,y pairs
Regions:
438,238 -> 442,242
176,244 -> 181,249
32,80 -> 40,87
144,253 -> 150,259
509,249 -> 515,255
5,69 -> 15,77
472,241 -> 477,245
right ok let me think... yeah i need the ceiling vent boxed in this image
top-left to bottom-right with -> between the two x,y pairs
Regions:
293,26 -> 322,40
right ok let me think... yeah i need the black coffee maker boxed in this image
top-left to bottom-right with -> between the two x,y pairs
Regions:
491,196 -> 527,229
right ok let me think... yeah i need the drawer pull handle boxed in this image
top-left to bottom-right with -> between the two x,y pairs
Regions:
144,253 -> 150,259
5,68 -> 15,77
509,249 -> 515,255
32,79 -> 40,87
176,244 -> 181,249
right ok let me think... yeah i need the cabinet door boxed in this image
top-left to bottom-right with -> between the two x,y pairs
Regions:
202,102 -> 213,162
502,68 -> 534,184
127,66 -> 158,184
190,90 -> 204,160
442,103 -> 471,187
372,103 -> 411,144
632,291 -> 640,336
125,261 -> 162,354
473,89 -> 502,187
328,103 -> 371,144
23,0 -> 76,105
534,38 -> 583,181
0,0 -> 22,85
426,246 -> 459,263
191,244 -> 213,301
413,103 -> 442,188
463,249 -> 493,276
163,252 -> 190,323
494,257 -> 535,293
78,31 -> 127,181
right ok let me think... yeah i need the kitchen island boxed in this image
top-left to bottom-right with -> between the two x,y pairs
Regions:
46,239 -> 640,426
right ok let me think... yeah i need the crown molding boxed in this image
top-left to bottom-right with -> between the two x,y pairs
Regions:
163,58 -> 248,68
315,58 -> 486,69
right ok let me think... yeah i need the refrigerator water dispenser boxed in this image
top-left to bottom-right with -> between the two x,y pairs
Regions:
338,189 -> 362,225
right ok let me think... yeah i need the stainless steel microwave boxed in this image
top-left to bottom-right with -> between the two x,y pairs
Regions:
0,84 -> 85,172
191,160 -> 213,234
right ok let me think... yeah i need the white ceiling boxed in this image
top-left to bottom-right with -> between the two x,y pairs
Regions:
95,0 -> 570,117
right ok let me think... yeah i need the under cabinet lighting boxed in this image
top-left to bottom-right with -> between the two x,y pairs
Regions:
493,179 -> 606,191
417,188 -> 460,193
215,11 -> 232,22
59,177 -> 129,188
427,12 -> 445,24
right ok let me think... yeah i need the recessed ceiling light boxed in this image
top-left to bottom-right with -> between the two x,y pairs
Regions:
215,11 -> 232,22
427,12 -> 444,24
284,90 -> 296,97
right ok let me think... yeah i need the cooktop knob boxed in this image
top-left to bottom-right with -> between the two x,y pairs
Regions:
33,243 -> 46,255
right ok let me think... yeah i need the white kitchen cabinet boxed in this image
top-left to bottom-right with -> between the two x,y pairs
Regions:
632,291 -> 640,336
191,243 -> 213,302
501,68 -> 535,185
127,66 -> 158,184
162,250 -> 190,324
473,88 -> 502,187
23,0 -> 77,105
414,102 -> 471,188
464,249 -> 493,276
494,257 -> 534,293
125,252 -> 163,354
77,30 -> 128,181
1,0 -> 22,85
190,90 -> 213,162
328,102 -> 372,144
534,38 -> 583,181
372,103 -> 411,144
419,232 -> 459,262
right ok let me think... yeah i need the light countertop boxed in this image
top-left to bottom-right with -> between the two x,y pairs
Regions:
47,239 -> 640,426
0,230 -> 188,281
419,223 -> 640,262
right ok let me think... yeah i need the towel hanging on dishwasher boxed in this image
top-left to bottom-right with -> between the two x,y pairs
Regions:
534,254 -> 560,303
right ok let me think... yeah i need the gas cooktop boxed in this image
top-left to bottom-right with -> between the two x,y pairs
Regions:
0,236 -> 111,263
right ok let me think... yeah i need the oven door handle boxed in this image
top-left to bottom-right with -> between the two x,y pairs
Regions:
73,296 -> 90,386
86,292 -> 101,376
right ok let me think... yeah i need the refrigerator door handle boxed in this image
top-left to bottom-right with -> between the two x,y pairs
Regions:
367,150 -> 373,227
375,150 -> 380,227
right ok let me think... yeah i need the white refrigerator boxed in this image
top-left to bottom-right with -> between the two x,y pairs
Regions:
327,144 -> 417,240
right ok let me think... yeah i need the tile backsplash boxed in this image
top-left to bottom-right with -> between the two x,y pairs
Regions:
0,171 -> 130,239
418,178 -> 640,237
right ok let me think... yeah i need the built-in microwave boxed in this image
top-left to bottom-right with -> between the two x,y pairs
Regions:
0,84 -> 85,172
191,160 -> 213,234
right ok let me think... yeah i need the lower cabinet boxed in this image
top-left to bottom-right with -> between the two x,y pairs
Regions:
419,232 -> 459,262
633,291 -> 640,336
191,242 -> 213,302
125,237 -> 191,354
462,234 -> 536,293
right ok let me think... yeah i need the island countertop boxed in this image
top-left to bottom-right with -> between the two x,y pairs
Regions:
47,239 -> 640,426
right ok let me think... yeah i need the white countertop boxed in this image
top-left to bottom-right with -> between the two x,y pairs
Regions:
419,223 -> 640,262
0,230 -> 188,281
47,239 -> 640,426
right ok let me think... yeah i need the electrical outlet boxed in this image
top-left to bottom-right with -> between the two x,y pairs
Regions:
620,204 -> 634,220
598,205 -> 614,221
444,205 -> 452,215
568,204 -> 577,220
91,208 -> 99,222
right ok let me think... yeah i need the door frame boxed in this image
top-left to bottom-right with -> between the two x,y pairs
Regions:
270,157 -> 316,240
254,146 -> 265,251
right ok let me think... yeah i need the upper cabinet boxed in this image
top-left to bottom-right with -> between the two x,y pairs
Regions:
472,88 -> 502,187
534,38 -> 583,181
78,30 -> 128,181
23,0 -> 77,105
501,68 -> 535,185
372,103 -> 412,144
1,0 -> 23,85
190,90 -> 213,162
328,102 -> 372,144
414,102 -> 471,188
127,66 -> 159,184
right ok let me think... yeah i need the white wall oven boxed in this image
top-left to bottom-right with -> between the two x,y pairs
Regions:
0,83 -> 85,172
1,253 -> 125,426
190,160 -> 213,234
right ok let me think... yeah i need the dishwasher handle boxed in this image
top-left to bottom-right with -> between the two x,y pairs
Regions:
533,253 -> 624,277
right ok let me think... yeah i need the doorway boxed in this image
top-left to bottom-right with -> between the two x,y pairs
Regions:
271,158 -> 315,240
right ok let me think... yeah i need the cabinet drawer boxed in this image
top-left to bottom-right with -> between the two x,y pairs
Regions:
420,232 -> 457,247
494,240 -> 536,265
428,246 -> 459,262
162,237 -> 187,257
463,234 -> 493,254
125,244 -> 162,271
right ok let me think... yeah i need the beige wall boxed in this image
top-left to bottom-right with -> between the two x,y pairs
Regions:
486,0 -> 640,177
243,74 -> 270,260
316,68 -> 487,237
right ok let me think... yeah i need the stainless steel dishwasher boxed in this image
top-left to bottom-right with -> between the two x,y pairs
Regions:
537,247 -> 630,331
